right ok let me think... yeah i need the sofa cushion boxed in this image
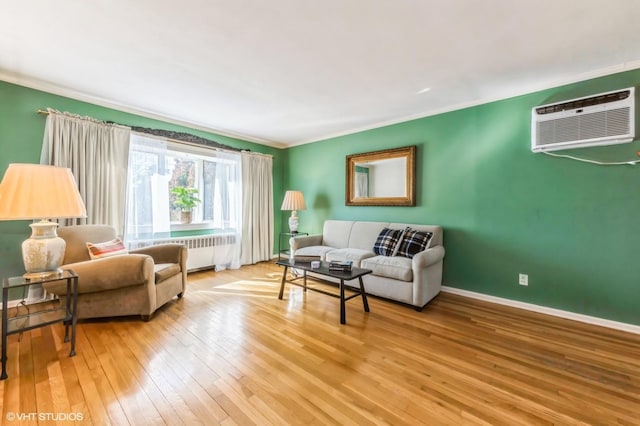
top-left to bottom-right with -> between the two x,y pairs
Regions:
325,248 -> 376,264
361,255 -> 413,282
348,221 -> 389,251
296,245 -> 335,261
322,220 -> 355,249
396,228 -> 433,259
373,228 -> 403,256
87,238 -> 128,260
154,263 -> 181,283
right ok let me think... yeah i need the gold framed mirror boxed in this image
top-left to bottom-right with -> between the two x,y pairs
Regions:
346,145 -> 416,206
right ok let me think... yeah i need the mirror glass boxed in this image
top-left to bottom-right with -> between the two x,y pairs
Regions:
346,145 -> 416,206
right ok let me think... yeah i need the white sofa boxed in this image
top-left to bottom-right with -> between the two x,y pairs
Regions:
290,220 -> 445,310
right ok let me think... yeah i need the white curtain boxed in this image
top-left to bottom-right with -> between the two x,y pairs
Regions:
40,109 -> 131,236
355,171 -> 369,197
210,150 -> 242,271
124,134 -> 171,239
240,152 -> 273,265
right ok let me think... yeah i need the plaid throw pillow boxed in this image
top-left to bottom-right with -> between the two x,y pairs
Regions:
373,228 -> 403,256
392,227 -> 408,256
396,228 -> 433,259
87,238 -> 128,260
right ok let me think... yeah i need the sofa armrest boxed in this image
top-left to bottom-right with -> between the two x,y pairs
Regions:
290,234 -> 323,251
412,246 -> 445,269
43,254 -> 154,295
411,245 -> 445,308
131,244 -> 187,269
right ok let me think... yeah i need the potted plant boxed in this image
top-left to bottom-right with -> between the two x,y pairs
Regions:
171,186 -> 201,224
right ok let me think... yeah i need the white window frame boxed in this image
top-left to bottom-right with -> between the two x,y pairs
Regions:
126,137 -> 239,237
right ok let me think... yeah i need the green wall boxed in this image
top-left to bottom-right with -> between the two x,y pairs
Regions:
3,70 -> 639,326
0,80 -> 286,277
287,69 -> 640,326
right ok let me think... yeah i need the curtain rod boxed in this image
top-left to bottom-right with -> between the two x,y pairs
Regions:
130,129 -> 253,157
36,108 -> 271,157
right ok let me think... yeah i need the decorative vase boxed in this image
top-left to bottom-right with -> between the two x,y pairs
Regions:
180,210 -> 193,224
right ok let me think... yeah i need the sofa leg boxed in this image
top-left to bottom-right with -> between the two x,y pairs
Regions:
141,315 -> 152,322
414,306 -> 424,312
177,292 -> 183,299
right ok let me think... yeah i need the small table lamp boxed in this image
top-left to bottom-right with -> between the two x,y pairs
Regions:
0,164 -> 87,279
280,190 -> 306,233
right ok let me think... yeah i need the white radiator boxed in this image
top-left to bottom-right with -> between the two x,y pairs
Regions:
128,234 -> 236,271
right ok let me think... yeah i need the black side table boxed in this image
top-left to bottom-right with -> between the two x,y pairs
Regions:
278,231 -> 308,260
1,269 -> 78,380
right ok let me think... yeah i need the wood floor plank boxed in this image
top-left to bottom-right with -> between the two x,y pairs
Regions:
31,329 -> 56,419
2,335 -> 24,421
74,322 -> 129,425
95,324 -> 165,425
1,261 -> 639,425
123,317 -> 229,424
101,322 -> 181,425
17,331 -> 37,421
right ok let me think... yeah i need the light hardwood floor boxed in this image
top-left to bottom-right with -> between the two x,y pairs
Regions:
1,261 -> 639,425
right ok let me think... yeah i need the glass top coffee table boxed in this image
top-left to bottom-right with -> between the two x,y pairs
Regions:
276,259 -> 372,324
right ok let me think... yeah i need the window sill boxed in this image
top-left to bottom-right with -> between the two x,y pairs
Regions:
170,222 -> 215,232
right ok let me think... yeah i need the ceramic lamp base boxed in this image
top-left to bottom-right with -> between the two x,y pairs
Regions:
288,211 -> 299,232
21,220 -> 66,279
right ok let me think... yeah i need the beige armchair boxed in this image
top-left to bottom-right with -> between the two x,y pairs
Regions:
43,225 -> 187,321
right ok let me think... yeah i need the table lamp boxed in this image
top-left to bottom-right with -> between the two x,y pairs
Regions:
0,164 -> 87,279
280,190 -> 306,233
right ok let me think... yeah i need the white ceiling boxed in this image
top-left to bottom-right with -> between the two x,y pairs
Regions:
2,1 -> 640,148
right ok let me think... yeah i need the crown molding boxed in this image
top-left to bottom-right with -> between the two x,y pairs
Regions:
0,70 -> 287,149
4,60 -> 640,150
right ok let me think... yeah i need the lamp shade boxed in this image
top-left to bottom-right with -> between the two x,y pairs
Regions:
0,164 -> 87,278
0,164 -> 87,220
280,190 -> 306,211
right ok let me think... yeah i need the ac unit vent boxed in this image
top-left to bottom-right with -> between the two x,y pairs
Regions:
535,90 -> 632,115
532,88 -> 635,152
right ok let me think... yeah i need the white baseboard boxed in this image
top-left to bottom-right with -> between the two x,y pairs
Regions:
441,286 -> 640,335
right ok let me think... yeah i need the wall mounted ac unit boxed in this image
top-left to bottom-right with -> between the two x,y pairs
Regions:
531,87 -> 635,152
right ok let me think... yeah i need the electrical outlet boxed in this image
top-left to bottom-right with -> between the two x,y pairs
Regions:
519,273 -> 528,286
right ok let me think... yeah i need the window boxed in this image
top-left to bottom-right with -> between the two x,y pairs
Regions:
125,134 -> 241,241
